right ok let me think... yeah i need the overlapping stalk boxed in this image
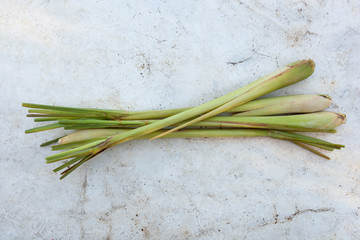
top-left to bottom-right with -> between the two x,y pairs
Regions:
47,112 -> 342,132
24,94 -> 330,122
23,59 -> 346,179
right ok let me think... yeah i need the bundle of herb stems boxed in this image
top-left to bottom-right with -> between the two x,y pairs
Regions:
23,60 -> 346,179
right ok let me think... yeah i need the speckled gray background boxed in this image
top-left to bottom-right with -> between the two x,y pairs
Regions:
1,1 -> 360,239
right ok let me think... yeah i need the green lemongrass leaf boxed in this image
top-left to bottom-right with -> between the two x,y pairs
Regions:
25,123 -> 64,133
53,157 -> 83,172
28,109 -> 86,115
296,141 -> 335,151
45,139 -> 104,163
28,112 -> 107,118
28,110 -> 110,119
46,148 -> 92,163
23,103 -> 128,120
63,124 -> 110,130
26,114 -> 48,118
40,137 -> 63,147
151,59 -> 315,140
63,124 -> 139,130
59,155 -> 92,180
121,108 -> 189,120
23,103 -> 125,114
34,117 -> 82,122
270,130 -> 344,149
58,119 -> 147,126
290,141 -> 330,160
52,138 -> 106,151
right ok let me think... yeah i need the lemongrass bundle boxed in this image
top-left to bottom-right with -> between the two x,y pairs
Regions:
23,59 -> 346,179
46,112 -> 343,132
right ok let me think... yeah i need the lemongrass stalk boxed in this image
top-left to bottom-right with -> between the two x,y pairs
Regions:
56,129 -> 269,145
151,60 -> 315,139
56,111 -> 345,132
198,112 -> 345,131
43,60 -> 315,163
121,94 -> 330,119
56,128 -> 344,150
23,94 -> 330,123
50,128 -> 344,179
232,94 -> 331,116
121,108 -> 189,120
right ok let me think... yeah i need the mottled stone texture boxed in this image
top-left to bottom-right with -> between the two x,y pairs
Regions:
1,1 -> 359,239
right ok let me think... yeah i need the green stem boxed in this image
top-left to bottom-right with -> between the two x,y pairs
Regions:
53,157 -> 83,172
290,141 -> 330,160
56,111 -> 345,132
59,155 -> 92,180
46,139 -> 104,163
25,123 -> 64,133
23,93 -> 328,122
40,137 -> 63,147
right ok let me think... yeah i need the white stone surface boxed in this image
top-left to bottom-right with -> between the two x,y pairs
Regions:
1,1 -> 359,239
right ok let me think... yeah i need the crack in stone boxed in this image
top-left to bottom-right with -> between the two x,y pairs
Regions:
346,28 -> 360,36
101,174 -> 127,240
257,207 -> 334,228
282,207 -> 334,223
104,205 -> 127,218
79,173 -> 88,239
252,49 -> 279,68
273,204 -> 279,224
228,43 -> 280,67
227,56 -> 253,65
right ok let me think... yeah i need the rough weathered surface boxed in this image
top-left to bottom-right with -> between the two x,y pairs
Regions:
1,1 -> 359,239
